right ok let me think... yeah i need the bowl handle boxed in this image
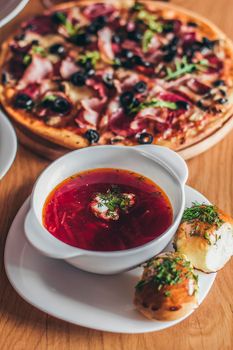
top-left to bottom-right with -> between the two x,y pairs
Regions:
24,209 -> 84,259
134,145 -> 188,185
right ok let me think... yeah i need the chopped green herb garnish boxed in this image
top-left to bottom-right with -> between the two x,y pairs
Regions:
79,51 -> 100,67
182,202 -> 224,228
42,94 -> 57,102
32,46 -> 46,57
142,29 -> 154,52
204,232 -> 212,245
136,256 -> 194,292
140,99 -> 177,110
55,12 -> 77,36
55,12 -> 67,24
129,98 -> 178,115
137,10 -> 163,33
136,9 -> 163,52
135,279 -> 148,290
165,56 -> 209,81
96,185 -> 133,218
65,21 -> 77,36
23,54 -> 31,65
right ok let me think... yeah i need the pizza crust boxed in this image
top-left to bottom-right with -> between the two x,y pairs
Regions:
1,0 -> 233,152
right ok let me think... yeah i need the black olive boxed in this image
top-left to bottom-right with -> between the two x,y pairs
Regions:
84,129 -> 100,143
196,101 -> 208,111
219,89 -> 227,97
87,16 -> 106,34
42,98 -> 53,108
120,91 -> 134,107
131,98 -> 140,109
70,32 -> 90,46
187,21 -> 198,27
70,71 -> 86,86
14,93 -> 34,110
86,68 -> 95,77
51,97 -> 71,114
78,58 -> 93,72
134,81 -> 147,93
170,36 -> 179,47
202,37 -> 218,50
213,79 -> 225,87
121,49 -> 134,59
127,30 -> 143,42
121,60 -> 133,69
137,132 -> 154,144
131,55 -> 144,66
84,59 -> 93,71
163,49 -> 177,63
103,74 -> 114,89
52,12 -> 66,24
144,61 -> 153,68
120,93 -> 139,112
176,100 -> 190,110
183,41 -> 202,58
216,98 -> 228,104
49,43 -> 66,57
14,33 -> 25,41
163,20 -> 175,33
31,39 -> 39,46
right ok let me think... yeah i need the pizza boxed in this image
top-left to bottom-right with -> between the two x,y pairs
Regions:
1,0 -> 233,151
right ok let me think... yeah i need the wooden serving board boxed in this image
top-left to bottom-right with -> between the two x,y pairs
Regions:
12,113 -> 233,160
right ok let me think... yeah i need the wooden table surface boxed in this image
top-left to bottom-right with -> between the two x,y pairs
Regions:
0,0 -> 233,349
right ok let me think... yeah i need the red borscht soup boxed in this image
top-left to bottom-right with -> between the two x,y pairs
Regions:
43,168 -> 173,252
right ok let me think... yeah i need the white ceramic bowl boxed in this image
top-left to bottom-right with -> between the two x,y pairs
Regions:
0,0 -> 30,28
24,145 -> 188,274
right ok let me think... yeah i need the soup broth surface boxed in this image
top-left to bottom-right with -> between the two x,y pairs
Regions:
43,168 -> 173,251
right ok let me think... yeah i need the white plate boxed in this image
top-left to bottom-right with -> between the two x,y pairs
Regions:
4,186 -> 216,333
0,0 -> 30,28
0,110 -> 17,179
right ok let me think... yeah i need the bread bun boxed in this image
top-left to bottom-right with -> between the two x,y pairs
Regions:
174,204 -> 233,273
134,252 -> 198,321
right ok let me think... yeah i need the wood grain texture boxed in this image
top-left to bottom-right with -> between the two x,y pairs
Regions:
0,1 -> 233,349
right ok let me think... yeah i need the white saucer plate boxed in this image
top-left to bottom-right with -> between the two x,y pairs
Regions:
0,0 -> 30,28
4,186 -> 216,333
0,110 -> 17,179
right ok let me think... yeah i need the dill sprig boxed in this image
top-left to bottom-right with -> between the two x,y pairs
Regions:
136,256 -> 193,292
97,186 -> 131,214
182,202 -> 223,228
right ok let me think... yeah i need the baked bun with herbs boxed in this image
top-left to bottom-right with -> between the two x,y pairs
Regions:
174,203 -> 233,273
134,252 -> 198,321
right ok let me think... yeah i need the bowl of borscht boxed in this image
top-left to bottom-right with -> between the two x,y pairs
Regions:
24,145 -> 188,274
